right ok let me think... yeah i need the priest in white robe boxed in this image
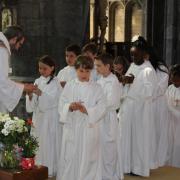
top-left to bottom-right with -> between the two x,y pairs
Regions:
0,26 -> 36,112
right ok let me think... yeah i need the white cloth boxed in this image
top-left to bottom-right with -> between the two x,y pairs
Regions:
0,32 -> 24,112
57,65 -> 77,82
26,76 -> 62,177
97,73 -> 123,180
166,85 -> 180,167
118,61 -> 157,177
57,79 -> 106,180
91,68 -> 101,81
154,67 -> 169,167
57,65 -> 100,83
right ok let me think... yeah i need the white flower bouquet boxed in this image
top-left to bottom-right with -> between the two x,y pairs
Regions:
0,113 -> 38,169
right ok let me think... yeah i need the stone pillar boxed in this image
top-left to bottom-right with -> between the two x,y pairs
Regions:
174,0 -> 180,64
163,0 -> 176,65
93,0 -> 108,53
148,0 -> 180,65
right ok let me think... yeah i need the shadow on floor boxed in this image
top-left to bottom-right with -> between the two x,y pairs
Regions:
47,166 -> 180,180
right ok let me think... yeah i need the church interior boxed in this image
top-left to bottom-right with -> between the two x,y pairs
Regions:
0,0 -> 180,180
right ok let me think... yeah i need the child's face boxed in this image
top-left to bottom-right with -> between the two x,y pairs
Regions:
94,59 -> 110,76
65,51 -> 77,66
83,51 -> 96,62
76,67 -> 91,82
15,37 -> 25,50
39,62 -> 54,78
130,47 -> 144,65
113,63 -> 123,75
171,75 -> 180,88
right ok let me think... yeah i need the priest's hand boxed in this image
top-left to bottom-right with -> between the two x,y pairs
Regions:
27,92 -> 33,100
24,83 -> 37,93
33,88 -> 42,96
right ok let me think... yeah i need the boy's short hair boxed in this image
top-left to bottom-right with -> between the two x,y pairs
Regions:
74,55 -> 94,70
95,53 -> 114,69
66,44 -> 81,56
82,43 -> 97,55
170,64 -> 180,77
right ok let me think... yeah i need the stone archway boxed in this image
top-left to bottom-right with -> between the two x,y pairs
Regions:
105,0 -> 147,42
2,8 -> 13,30
109,1 -> 125,42
0,0 -> 17,30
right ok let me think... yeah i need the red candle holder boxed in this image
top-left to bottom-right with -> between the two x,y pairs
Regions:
20,157 -> 35,170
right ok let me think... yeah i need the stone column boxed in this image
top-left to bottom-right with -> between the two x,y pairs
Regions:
174,0 -> 180,64
163,0 -> 176,65
148,0 -> 180,66
94,0 -> 108,53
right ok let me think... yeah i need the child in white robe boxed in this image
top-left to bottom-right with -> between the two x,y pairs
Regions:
26,55 -> 62,177
166,64 -> 180,167
113,56 -> 130,82
57,44 -> 81,87
82,43 -> 100,81
95,53 -> 123,180
144,46 -> 169,167
118,37 -> 157,177
57,55 -> 106,180
155,66 -> 169,167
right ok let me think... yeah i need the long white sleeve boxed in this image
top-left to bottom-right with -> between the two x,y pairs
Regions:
166,85 -> 180,118
0,48 -> 24,112
156,67 -> 169,96
38,86 -> 60,111
58,83 -> 72,123
129,67 -> 156,100
86,85 -> 106,125
106,80 -> 122,110
25,94 -> 38,113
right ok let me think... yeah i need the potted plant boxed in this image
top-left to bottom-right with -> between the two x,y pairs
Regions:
19,135 -> 39,170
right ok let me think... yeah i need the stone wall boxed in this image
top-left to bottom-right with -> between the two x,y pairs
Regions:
9,0 -> 89,79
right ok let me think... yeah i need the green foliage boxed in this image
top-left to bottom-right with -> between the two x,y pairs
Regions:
19,135 -> 39,158
0,148 -> 19,169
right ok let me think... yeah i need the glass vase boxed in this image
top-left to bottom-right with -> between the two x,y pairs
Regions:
0,146 -> 19,169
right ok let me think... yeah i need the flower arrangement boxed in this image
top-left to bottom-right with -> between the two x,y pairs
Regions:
0,113 -> 38,169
